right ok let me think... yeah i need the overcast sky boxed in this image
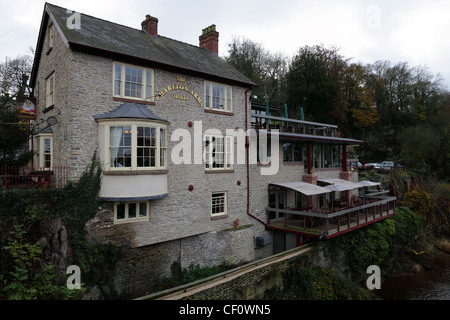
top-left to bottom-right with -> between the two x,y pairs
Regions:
1,0 -> 449,87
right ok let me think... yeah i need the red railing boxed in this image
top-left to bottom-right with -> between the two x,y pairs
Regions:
1,165 -> 67,190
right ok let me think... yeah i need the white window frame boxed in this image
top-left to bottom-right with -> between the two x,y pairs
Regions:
204,81 -> 232,112
103,120 -> 167,171
35,134 -> 53,169
113,62 -> 154,101
204,134 -> 233,171
211,192 -> 227,217
48,23 -> 54,49
114,201 -> 150,224
46,73 -> 55,108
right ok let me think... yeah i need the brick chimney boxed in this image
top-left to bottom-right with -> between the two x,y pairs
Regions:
199,25 -> 219,55
141,14 -> 158,37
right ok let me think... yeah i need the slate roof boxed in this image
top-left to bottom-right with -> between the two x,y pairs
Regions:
93,103 -> 169,122
31,3 -> 255,88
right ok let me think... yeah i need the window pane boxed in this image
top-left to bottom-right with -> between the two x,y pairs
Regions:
283,143 -> 293,162
145,70 -> 153,99
117,204 -> 125,220
211,192 -> 226,215
313,145 -> 322,168
323,145 -> 331,168
110,126 -> 131,168
212,84 -> 225,109
139,202 -> 147,217
293,142 -> 302,162
124,67 -> 143,98
44,138 -> 51,168
129,203 -> 136,218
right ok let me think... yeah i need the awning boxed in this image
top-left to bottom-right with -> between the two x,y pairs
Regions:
270,182 -> 332,196
357,180 -> 381,187
318,178 -> 361,191
324,184 -> 351,192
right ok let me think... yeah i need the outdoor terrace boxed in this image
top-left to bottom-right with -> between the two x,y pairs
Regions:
266,183 -> 397,239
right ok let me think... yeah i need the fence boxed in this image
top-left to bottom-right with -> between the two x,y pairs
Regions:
1,165 -> 67,190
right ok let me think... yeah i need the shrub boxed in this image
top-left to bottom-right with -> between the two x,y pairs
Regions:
283,267 -> 371,300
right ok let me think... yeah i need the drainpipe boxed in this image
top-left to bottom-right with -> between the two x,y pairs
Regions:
245,89 -> 267,226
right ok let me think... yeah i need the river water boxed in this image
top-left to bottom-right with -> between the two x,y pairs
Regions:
379,253 -> 450,300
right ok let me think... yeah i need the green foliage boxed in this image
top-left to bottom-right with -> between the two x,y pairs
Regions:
0,94 -> 34,166
72,241 -> 118,289
1,224 -> 82,300
403,187 -> 435,226
56,152 -> 102,243
0,153 -> 117,298
283,267 -> 371,300
336,207 -> 421,275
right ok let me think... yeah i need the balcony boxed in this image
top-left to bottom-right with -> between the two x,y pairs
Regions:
250,113 -> 363,145
1,165 -> 67,190
266,184 -> 397,239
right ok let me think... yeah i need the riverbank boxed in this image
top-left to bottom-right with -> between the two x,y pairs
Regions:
378,238 -> 450,300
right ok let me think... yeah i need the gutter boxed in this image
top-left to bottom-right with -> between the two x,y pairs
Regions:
245,89 -> 267,226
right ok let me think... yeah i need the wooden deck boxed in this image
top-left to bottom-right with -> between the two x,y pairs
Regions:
266,197 -> 396,239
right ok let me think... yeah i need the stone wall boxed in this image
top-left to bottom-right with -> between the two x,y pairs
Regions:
153,241 -> 352,300
86,216 -> 271,298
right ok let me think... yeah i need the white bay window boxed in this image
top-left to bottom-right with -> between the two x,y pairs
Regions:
104,121 -> 167,171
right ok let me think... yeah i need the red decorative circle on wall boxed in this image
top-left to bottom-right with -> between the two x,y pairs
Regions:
237,180 -> 241,186
188,185 -> 194,191
188,121 -> 193,128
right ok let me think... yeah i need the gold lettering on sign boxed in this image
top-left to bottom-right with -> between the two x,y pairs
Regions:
173,94 -> 188,101
156,84 -> 204,107
176,77 -> 186,82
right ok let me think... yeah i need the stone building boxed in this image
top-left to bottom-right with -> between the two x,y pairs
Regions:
30,3 -> 396,297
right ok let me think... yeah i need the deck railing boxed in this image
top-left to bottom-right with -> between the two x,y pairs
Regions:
1,165 -> 68,190
251,114 -> 339,138
266,195 -> 397,239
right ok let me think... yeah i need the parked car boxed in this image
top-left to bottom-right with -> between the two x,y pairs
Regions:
380,161 -> 394,169
347,159 -> 363,171
364,163 -> 382,169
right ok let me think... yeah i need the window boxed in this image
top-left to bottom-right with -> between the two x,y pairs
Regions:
283,142 -> 304,163
106,122 -> 167,170
46,73 -> 55,108
309,144 -> 342,169
114,201 -> 149,223
313,144 -> 322,168
205,82 -> 232,112
35,134 -> 53,169
211,192 -> 227,216
204,135 -> 233,170
113,63 -> 154,101
48,24 -> 54,49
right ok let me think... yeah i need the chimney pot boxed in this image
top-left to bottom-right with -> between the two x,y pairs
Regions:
142,14 -> 158,37
199,24 -> 219,55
